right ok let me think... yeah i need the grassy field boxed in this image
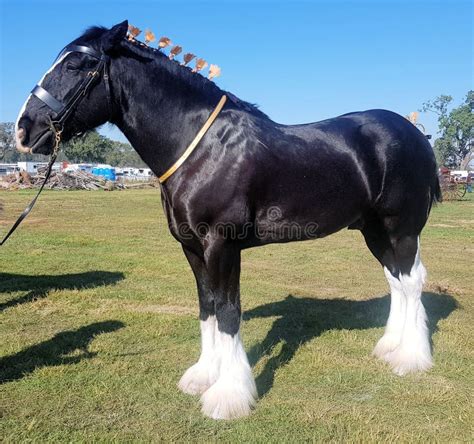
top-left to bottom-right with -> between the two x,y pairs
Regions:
0,189 -> 472,442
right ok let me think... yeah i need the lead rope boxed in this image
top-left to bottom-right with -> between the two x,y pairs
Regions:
0,123 -> 62,246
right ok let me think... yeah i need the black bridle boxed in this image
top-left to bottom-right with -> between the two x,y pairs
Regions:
1,45 -> 111,246
32,44 -> 111,140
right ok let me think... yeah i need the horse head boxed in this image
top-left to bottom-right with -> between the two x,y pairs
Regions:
15,21 -> 128,155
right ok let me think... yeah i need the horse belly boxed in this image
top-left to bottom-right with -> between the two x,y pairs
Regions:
253,173 -> 368,244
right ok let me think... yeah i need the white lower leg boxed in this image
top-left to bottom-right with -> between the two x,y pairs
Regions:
373,267 -> 406,359
178,315 -> 219,395
201,327 -> 257,420
385,241 -> 432,375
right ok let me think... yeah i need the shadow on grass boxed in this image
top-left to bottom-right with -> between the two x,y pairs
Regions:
0,271 -> 125,312
0,320 -> 125,384
244,292 -> 457,397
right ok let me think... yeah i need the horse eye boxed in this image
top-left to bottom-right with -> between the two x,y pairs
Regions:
66,62 -> 79,71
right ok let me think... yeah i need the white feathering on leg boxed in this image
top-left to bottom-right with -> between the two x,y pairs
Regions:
373,266 -> 406,359
384,238 -> 432,375
178,315 -> 220,395
201,328 -> 257,420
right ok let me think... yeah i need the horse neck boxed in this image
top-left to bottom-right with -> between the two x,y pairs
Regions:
109,53 -> 223,175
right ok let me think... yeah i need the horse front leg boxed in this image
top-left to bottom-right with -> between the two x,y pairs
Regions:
178,246 -> 219,395
199,240 -> 257,420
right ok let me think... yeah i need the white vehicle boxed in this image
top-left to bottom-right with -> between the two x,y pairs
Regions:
63,163 -> 93,173
17,161 -> 61,173
0,163 -> 20,176
450,170 -> 468,182
116,166 -> 153,181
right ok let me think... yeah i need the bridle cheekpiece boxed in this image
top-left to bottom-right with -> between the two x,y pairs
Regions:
31,44 -> 111,151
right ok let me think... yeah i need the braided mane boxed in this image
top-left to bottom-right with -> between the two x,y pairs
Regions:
75,26 -> 269,120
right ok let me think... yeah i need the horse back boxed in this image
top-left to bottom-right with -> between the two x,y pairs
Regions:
243,109 -> 438,240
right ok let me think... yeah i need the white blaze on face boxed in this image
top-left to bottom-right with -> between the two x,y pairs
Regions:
15,52 -> 71,151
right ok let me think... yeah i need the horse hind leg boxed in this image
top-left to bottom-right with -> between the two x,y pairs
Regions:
362,224 -> 432,375
384,235 -> 432,376
362,221 -> 405,359
373,266 -> 406,359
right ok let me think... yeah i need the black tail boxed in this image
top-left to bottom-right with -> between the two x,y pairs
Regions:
427,160 -> 442,215
424,132 -> 442,206
433,173 -> 442,204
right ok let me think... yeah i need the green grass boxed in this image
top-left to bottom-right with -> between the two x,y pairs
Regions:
0,190 -> 473,442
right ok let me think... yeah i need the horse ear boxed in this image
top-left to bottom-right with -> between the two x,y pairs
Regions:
103,20 -> 128,52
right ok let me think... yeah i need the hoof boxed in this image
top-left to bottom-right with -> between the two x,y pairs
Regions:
201,377 -> 257,420
178,362 -> 215,396
384,343 -> 433,376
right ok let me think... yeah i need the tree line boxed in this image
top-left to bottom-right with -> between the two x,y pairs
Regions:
421,90 -> 473,169
1,90 -> 472,169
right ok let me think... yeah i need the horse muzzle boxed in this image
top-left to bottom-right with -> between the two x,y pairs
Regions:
16,127 -> 54,154
15,128 -> 32,153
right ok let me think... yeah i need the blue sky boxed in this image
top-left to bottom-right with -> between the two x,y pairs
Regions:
0,0 -> 472,142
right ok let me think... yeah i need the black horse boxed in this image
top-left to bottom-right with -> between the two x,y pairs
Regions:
15,21 -> 440,419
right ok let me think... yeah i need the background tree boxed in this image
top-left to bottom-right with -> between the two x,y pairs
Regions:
421,91 -> 474,168
62,130 -> 115,164
0,122 -> 15,160
104,141 -> 147,168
